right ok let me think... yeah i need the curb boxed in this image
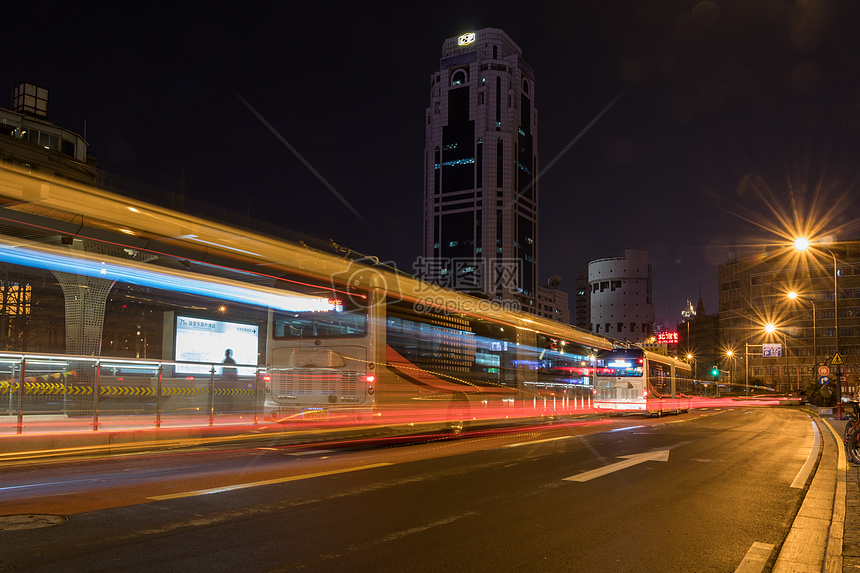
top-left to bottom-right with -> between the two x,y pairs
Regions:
771,413 -> 845,572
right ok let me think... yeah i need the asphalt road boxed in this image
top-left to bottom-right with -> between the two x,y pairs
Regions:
0,407 -> 818,572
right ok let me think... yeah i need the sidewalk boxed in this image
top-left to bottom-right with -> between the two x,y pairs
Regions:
796,413 -> 859,573
830,415 -> 860,572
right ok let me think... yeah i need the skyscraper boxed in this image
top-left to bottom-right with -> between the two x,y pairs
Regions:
422,29 -> 538,313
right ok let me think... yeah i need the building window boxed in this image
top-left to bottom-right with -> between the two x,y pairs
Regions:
452,69 -> 468,86
522,79 -> 529,94
495,77 -> 502,130
496,139 -> 503,188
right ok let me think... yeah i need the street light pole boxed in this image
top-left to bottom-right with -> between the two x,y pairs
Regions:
795,239 -> 842,418
788,292 -> 817,370
828,248 -> 841,417
782,332 -> 789,392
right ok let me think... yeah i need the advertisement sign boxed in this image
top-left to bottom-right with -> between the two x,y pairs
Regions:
174,316 -> 259,375
655,331 -> 679,344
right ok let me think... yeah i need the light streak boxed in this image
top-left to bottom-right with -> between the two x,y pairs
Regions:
0,237 -> 334,313
231,88 -> 368,225
499,88 -> 627,219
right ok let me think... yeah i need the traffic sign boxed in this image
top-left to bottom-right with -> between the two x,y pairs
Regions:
819,376 -> 830,385
762,343 -> 782,357
831,352 -> 845,366
818,365 -> 830,376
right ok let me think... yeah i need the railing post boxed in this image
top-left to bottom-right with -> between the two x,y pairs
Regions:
92,360 -> 101,431
15,358 -> 26,435
208,366 -> 215,427
253,369 -> 260,425
8,362 -> 16,415
155,364 -> 163,429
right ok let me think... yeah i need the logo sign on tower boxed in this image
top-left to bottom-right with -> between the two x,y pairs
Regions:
458,32 -> 476,46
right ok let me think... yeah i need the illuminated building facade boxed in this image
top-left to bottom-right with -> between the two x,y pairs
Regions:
536,278 -> 570,324
422,29 -> 538,313
0,83 -> 97,185
574,268 -> 591,330
588,249 -> 654,343
717,244 -> 860,395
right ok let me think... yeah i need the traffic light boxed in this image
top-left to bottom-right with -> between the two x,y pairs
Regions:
711,366 -> 719,378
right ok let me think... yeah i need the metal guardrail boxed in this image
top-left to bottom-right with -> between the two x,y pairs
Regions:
0,352 -> 266,435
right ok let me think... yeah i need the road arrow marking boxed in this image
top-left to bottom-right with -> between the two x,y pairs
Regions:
563,450 -> 670,482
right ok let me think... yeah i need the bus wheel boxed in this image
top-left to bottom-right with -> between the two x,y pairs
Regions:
447,393 -> 470,434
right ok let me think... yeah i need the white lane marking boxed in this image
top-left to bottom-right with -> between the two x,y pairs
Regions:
734,542 -> 774,573
563,450 -> 670,482
286,450 -> 337,456
503,436 -> 576,448
147,463 -> 394,500
607,425 -> 645,432
380,512 -> 479,542
790,420 -> 820,489
0,477 -> 101,492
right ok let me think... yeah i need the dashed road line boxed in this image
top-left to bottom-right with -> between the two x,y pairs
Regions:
735,542 -> 774,573
147,463 -> 394,500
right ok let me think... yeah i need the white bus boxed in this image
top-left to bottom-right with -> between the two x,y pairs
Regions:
593,347 -> 693,417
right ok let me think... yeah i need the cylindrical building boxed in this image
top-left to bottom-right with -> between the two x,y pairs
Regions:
588,249 -> 654,342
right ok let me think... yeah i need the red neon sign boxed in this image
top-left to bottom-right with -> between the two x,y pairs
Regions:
656,331 -> 679,344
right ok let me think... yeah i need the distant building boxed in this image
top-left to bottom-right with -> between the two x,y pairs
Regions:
717,244 -> 860,396
0,83 -> 128,359
0,83 -> 97,185
422,28 -> 538,313
574,268 -> 591,330
588,249 -> 654,342
536,276 -> 570,323
678,296 -> 721,384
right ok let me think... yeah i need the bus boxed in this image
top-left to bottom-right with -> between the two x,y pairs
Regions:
264,263 -> 615,430
593,346 -> 693,416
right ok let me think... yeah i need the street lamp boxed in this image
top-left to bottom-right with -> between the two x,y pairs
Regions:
764,323 -> 789,393
794,237 -> 841,416
725,350 -> 735,392
686,352 -> 696,379
787,291 -> 817,366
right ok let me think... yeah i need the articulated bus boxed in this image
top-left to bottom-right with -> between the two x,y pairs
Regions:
593,347 -> 693,416
0,164 -> 614,433
264,265 -> 614,430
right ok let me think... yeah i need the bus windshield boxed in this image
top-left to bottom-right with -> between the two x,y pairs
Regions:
272,306 -> 367,339
271,275 -> 368,339
596,350 -> 644,377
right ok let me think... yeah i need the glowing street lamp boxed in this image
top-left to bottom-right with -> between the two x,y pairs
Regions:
787,291 -> 817,365
794,237 -> 841,416
725,350 -> 736,391
764,323 -> 789,392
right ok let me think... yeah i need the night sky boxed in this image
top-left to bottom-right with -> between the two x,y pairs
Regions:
7,1 -> 860,329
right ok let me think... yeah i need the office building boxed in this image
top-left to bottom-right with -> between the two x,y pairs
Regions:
422,28 -> 538,313
718,244 -> 860,395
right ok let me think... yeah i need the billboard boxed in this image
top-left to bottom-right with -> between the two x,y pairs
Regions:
656,331 -> 679,344
173,315 -> 259,375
